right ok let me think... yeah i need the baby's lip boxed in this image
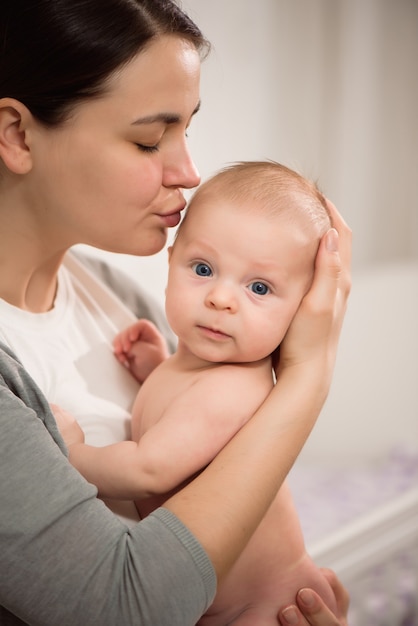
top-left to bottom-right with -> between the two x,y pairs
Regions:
197,325 -> 232,339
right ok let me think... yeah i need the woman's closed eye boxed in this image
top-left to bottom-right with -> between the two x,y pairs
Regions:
136,143 -> 160,154
135,129 -> 189,155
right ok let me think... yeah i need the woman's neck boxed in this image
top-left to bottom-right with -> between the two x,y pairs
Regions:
0,250 -> 64,312
0,184 -> 69,312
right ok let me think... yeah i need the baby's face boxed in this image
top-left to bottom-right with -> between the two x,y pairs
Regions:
165,194 -> 318,364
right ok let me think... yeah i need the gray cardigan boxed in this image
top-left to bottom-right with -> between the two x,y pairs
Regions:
0,254 -> 215,626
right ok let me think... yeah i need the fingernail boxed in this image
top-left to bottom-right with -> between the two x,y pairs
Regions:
281,606 -> 299,624
298,588 -> 315,608
326,228 -> 338,251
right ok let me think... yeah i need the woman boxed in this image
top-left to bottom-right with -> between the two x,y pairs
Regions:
0,1 -> 351,625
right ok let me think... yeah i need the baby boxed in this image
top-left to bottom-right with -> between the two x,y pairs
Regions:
58,161 -> 337,624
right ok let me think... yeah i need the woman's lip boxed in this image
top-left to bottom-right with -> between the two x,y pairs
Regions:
158,203 -> 186,228
159,211 -> 182,228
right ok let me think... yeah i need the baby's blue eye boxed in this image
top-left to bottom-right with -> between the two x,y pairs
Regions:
250,282 -> 269,295
193,262 -> 212,277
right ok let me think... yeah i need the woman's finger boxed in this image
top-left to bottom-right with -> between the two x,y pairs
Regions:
325,199 -> 352,288
319,569 -> 350,622
303,227 -> 341,315
279,586 -> 347,626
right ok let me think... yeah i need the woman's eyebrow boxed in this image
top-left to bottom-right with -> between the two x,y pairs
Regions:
131,112 -> 180,126
131,101 -> 201,126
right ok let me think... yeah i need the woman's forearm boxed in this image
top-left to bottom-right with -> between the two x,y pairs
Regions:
164,361 -> 327,581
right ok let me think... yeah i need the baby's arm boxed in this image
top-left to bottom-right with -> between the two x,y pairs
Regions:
55,362 -> 272,500
113,319 -> 170,384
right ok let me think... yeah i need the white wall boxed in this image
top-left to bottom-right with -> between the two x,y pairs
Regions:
81,0 -> 418,308
299,260 -> 418,464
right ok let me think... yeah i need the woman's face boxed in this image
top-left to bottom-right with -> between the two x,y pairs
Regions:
29,36 -> 201,255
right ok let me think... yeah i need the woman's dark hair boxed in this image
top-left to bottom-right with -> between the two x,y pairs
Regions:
0,0 -> 209,125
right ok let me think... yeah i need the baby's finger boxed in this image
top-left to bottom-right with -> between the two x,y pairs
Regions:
112,336 -> 123,355
130,319 -> 160,343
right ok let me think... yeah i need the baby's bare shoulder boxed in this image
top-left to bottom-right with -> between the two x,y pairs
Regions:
197,359 -> 274,408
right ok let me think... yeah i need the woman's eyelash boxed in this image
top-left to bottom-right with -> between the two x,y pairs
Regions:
136,143 -> 159,154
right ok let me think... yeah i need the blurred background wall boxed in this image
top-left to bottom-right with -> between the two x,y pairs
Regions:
186,0 -> 418,268
84,0 -> 417,301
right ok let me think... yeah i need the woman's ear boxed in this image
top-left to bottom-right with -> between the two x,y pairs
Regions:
0,98 -> 34,174
167,245 -> 173,262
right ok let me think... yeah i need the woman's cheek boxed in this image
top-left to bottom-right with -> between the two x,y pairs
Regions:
136,159 -> 164,197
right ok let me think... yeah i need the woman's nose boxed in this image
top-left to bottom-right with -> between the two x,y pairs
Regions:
163,142 -> 200,190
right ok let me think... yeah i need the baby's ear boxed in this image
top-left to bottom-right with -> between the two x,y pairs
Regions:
0,98 -> 33,174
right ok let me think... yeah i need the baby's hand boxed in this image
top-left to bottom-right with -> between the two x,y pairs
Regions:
113,319 -> 170,384
50,403 -> 85,449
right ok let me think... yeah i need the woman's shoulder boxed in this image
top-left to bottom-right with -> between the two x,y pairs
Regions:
0,340 -> 31,387
0,340 -> 66,452
0,338 -> 50,411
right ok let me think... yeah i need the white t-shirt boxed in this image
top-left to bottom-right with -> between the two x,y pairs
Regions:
0,252 -> 142,524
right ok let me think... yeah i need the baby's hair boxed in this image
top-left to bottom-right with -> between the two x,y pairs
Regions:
186,160 -> 331,238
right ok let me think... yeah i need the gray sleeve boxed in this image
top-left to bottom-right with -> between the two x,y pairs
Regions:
0,345 -> 216,626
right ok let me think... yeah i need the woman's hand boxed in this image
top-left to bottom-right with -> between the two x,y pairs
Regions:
275,203 -> 351,626
276,201 -> 351,394
279,569 -> 350,625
